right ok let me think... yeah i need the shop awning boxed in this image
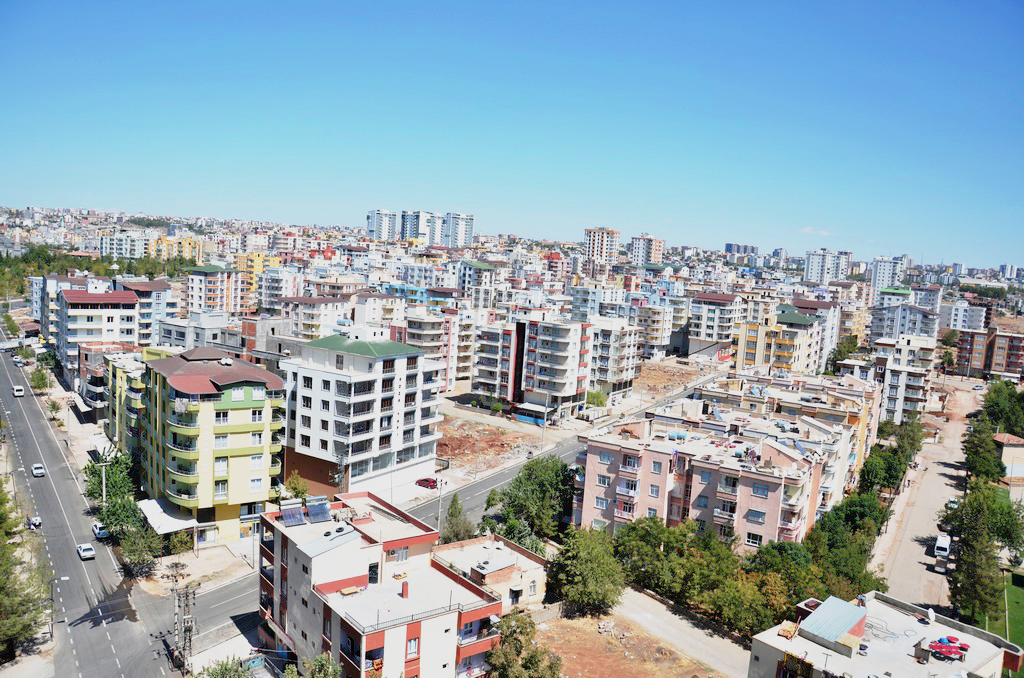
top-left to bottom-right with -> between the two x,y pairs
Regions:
515,402 -> 551,414
138,498 -> 198,535
509,585 -> 524,593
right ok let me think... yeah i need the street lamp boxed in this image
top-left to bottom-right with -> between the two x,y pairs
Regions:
436,479 -> 447,531
49,576 -> 69,638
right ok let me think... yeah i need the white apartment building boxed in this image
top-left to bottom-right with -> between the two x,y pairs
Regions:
869,303 -> 938,346
401,211 -> 445,244
279,297 -> 353,340
630,234 -> 664,266
257,266 -> 305,310
583,227 -> 620,265
99,230 -> 154,259
240,232 -> 270,252
939,299 -> 987,332
803,248 -> 851,285
869,257 -> 907,305
186,265 -> 241,314
281,334 -> 443,496
390,310 -> 459,392
568,285 -> 628,322
688,292 -> 745,356
630,301 -> 675,359
443,213 -> 474,248
910,284 -> 942,312
838,335 -> 935,424
367,210 -> 400,241
588,317 -> 638,405
55,289 -> 139,386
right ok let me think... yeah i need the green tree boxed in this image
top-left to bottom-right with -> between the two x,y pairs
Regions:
492,456 -> 572,539
744,541 -> 826,606
876,420 -> 898,440
700,570 -> 790,635
441,493 -> 476,544
15,346 -> 33,362
84,452 -> 135,506
45,398 -> 61,422
99,494 -> 145,537
613,516 -> 691,596
949,532 -> 1004,622
940,329 -> 959,348
198,657 -> 253,677
548,527 -> 624,615
170,529 -> 193,555
586,390 -> 608,407
942,351 -> 954,371
486,611 -> 562,678
297,653 -> 342,678
826,335 -> 860,373
479,514 -> 546,556
284,470 -> 309,499
29,367 -> 52,393
119,525 -> 163,577
0,483 -> 47,660
962,415 -> 1006,482
984,379 -> 1024,437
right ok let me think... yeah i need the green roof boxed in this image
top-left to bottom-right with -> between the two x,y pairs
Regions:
777,303 -> 798,313
306,334 -> 424,358
191,265 -> 235,274
464,260 -> 496,271
776,311 -> 818,326
880,288 -> 911,295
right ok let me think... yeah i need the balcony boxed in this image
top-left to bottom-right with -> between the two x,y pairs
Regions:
613,509 -> 635,522
615,485 -> 638,498
166,463 -> 200,481
269,458 -> 283,475
712,508 -> 736,524
617,465 -> 639,478
165,487 -> 199,508
166,415 -> 200,434
716,483 -> 738,497
167,438 -> 199,457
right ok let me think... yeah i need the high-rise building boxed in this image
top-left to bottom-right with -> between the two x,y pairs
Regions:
366,210 -> 399,241
400,211 -> 445,244
55,289 -> 140,387
113,278 -> 178,347
1000,264 -> 1019,280
724,243 -> 758,255
630,234 -> 664,266
803,248 -> 851,285
869,257 -> 907,305
443,212 -> 474,248
583,228 -> 620,264
186,265 -> 241,314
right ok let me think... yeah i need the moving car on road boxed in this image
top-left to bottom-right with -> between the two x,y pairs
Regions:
12,385 -> 24,397
76,543 -> 96,560
92,522 -> 110,539
31,463 -> 45,477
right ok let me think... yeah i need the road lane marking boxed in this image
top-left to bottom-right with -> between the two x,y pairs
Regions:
209,589 -> 253,609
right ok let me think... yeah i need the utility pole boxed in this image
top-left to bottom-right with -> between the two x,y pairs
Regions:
436,479 -> 446,531
172,579 -> 200,676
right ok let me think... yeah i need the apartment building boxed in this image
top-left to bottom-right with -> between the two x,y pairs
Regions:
150,235 -> 203,261
583,227 -> 620,265
956,329 -> 989,378
568,284 -> 628,322
587,317 -> 638,405
279,297 -> 353,341
280,334 -> 442,497
725,243 -> 759,256
234,251 -> 282,309
869,301 -> 937,345
99,230 -> 154,259
367,210 -> 400,241
803,248 -> 850,285
869,257 -> 907,305
113,278 -> 178,346
104,350 -> 153,458
257,266 -> 306,310
734,310 -> 823,375
630,234 -> 664,266
32,273 -> 111,344
432,535 -> 547,615
401,211 -> 445,244
390,310 -> 459,393
137,348 -> 286,543
472,310 -> 591,424
55,289 -> 140,386
838,335 -> 935,424
910,284 -> 942,313
186,265 -> 242,314
443,212 -> 475,248
750,592 -> 1022,678
939,299 -> 987,332
76,341 -> 139,415
987,325 -> 1024,381
258,493 -> 501,678
687,292 -> 744,357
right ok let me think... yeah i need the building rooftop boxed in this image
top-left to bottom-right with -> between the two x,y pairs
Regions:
117,279 -> 171,292
776,311 -> 819,326
305,334 -> 423,358
190,265 -> 235,274
434,537 -> 545,579
278,295 -> 351,304
61,289 -> 138,304
146,347 -> 284,394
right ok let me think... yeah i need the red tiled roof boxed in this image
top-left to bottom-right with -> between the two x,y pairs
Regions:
147,348 -> 283,394
994,433 -> 1024,445
117,279 -> 171,292
278,296 -> 351,304
693,292 -> 738,303
61,290 -> 138,304
793,299 -> 836,310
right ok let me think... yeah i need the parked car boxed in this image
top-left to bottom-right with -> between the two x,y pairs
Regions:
91,522 -> 110,539
12,357 -> 23,367
416,477 -> 438,489
25,516 -> 41,529
946,497 -> 960,510
31,463 -> 45,477
973,384 -> 985,390
12,385 -> 24,397
76,543 -> 96,560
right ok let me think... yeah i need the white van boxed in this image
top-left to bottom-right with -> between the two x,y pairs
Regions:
12,386 -> 24,397
935,534 -> 952,558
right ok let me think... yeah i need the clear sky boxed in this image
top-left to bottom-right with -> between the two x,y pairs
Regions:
1,2 -> 1021,264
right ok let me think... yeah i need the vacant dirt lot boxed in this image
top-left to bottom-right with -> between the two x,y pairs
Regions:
437,418 -> 539,475
634,360 -> 701,397
534,616 -> 725,678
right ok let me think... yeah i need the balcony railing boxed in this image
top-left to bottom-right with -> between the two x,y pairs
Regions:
458,626 -> 499,646
615,486 -> 638,498
613,509 -> 635,520
167,439 -> 197,453
716,484 -> 738,495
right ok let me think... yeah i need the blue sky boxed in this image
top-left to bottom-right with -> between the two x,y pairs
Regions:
1,2 -> 1021,265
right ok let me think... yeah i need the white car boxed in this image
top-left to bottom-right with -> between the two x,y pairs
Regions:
91,522 -> 110,539
973,384 -> 985,391
12,385 -> 24,397
76,543 -> 96,560
31,463 -> 45,477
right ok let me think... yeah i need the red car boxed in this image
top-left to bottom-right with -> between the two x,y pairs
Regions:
416,477 -> 438,489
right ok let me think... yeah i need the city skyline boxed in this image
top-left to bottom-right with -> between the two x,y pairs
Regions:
1,2 -> 1021,262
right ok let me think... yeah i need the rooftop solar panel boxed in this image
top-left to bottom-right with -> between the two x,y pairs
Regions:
281,506 -> 306,527
307,502 -> 331,524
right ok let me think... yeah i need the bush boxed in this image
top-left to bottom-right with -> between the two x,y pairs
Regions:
170,530 -> 193,555
490,402 -> 503,413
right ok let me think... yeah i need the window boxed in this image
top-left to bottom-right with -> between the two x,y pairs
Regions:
651,461 -> 662,475
300,434 -> 310,448
301,597 -> 308,608
320,440 -> 328,451
407,637 -> 419,658
252,386 -> 264,400
300,415 -> 311,428
214,434 -> 229,449
649,484 -> 660,498
302,376 -> 313,389
215,411 -> 229,425
250,432 -> 263,446
695,518 -> 706,532
669,504 -> 681,518
752,482 -> 769,498
745,532 -> 763,547
321,399 -> 329,411
320,420 -> 329,431
321,379 -> 330,391
595,497 -> 608,509
648,508 -> 657,517
393,546 -> 409,562
250,478 -> 263,493
592,519 -> 608,530
748,509 -> 766,524
232,386 -> 244,402
598,451 -> 613,464
335,355 -> 344,369
214,480 -> 227,499
301,396 -> 311,409
699,470 -> 712,484
694,495 -> 708,508
596,475 -> 610,488
529,581 -> 537,595
214,457 -> 228,476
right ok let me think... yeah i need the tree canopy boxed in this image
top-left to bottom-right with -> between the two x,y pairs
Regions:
962,414 -> 1006,482
441,493 -> 476,544
548,527 -> 624,615
490,456 -> 572,540
486,612 -> 562,678
0,482 -> 47,660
